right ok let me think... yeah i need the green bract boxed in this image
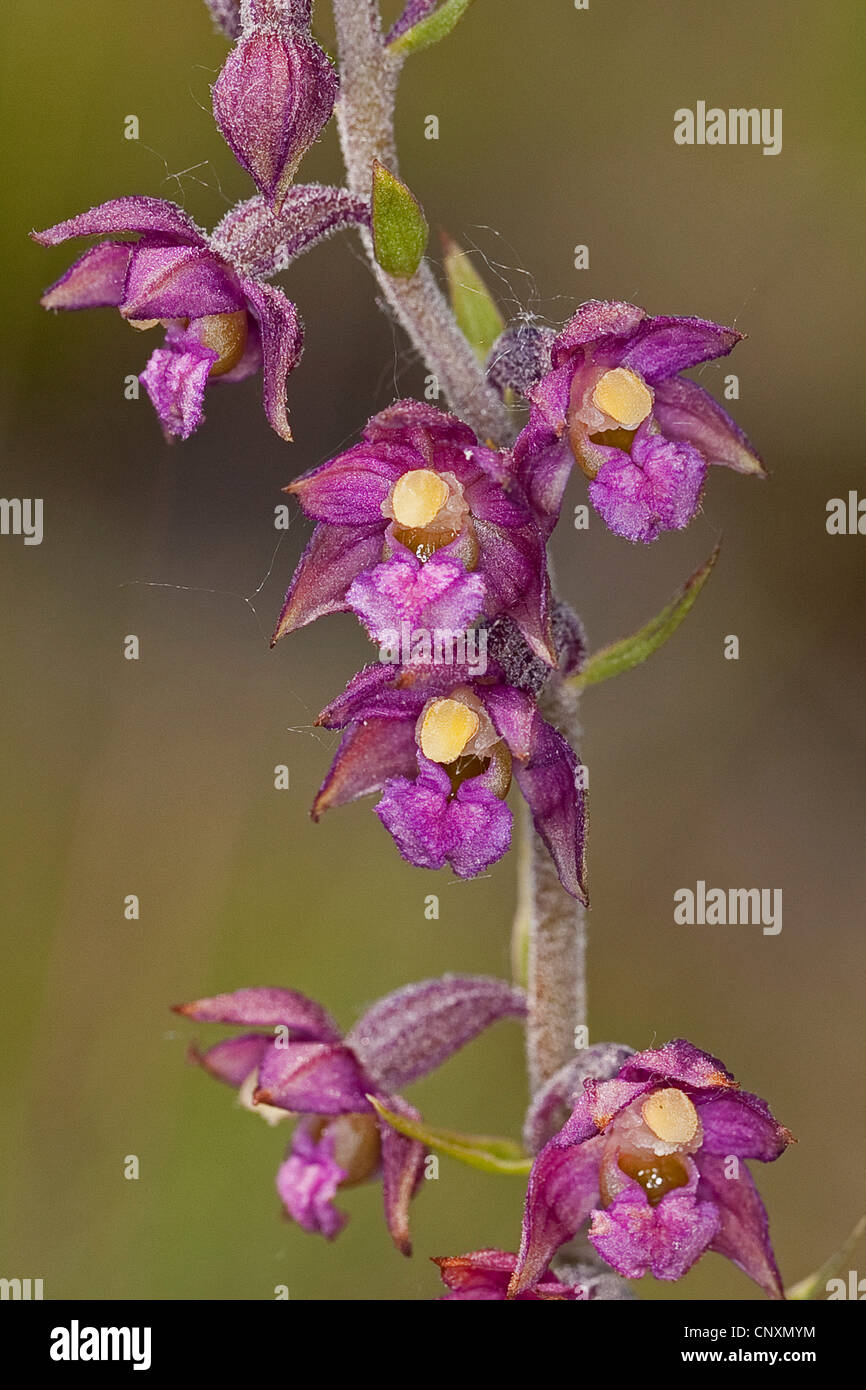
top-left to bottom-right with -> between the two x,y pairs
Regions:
371,161 -> 428,278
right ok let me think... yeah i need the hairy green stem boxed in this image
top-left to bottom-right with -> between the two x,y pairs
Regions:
524,683 -> 587,1096
525,828 -> 587,1095
330,0 -> 512,443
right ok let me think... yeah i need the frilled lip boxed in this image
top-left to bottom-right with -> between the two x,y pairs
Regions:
587,1158 -> 721,1284
313,662 -> 588,901
510,1039 -> 793,1297
34,196 -> 303,440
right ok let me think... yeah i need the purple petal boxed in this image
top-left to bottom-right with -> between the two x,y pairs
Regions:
514,426 -> 574,533
271,522 -> 385,642
213,32 -> 338,206
446,778 -> 513,876
347,975 -> 526,1090
435,1249 -> 587,1301
374,761 -> 452,871
522,1044 -> 636,1155
311,718 -> 419,820
459,458 -> 530,530
550,300 -> 648,364
363,399 -> 477,452
620,1040 -> 738,1092
40,241 -> 132,311
555,1077 -> 653,1147
698,1091 -> 793,1162
255,1042 -> 375,1114
476,684 -> 538,762
617,314 -> 741,384
346,553 -> 486,641
121,242 -> 244,320
316,662 -> 413,727
697,1153 -> 784,1298
652,374 -> 766,475
376,759 -> 512,877
510,1134 -> 606,1293
33,196 -> 206,247
589,1179 -> 720,1282
588,430 -> 707,544
241,278 -> 304,441
286,445 -> 401,524
276,1119 -> 348,1239
379,1092 -> 425,1255
466,440 -> 519,488
139,329 -> 218,440
174,985 -> 341,1041
316,662 -> 464,729
513,715 -> 588,903
473,519 -> 555,664
188,1033 -> 270,1087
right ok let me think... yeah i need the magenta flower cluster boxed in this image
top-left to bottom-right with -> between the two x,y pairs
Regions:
33,0 -> 762,894
33,0 -> 790,1301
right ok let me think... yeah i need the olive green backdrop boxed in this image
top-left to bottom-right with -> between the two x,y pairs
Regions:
1,0 -> 863,1299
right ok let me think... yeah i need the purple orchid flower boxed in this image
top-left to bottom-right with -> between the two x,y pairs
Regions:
213,7 -> 338,209
272,399 -> 557,665
33,195 -> 303,441
175,975 -> 525,1252
433,1249 -> 589,1301
513,300 -> 765,544
312,658 -> 588,901
510,1039 -> 793,1298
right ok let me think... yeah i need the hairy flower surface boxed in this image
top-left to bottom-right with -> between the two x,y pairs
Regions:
434,1249 -> 589,1301
511,1040 -> 792,1297
176,975 -> 525,1251
273,400 -> 555,663
34,196 -> 303,440
213,21 -> 338,208
514,300 -> 764,543
313,659 -> 588,900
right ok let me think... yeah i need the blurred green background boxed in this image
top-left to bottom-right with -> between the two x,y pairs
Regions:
1,0 -> 864,1300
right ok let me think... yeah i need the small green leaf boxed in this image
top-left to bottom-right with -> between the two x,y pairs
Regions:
371,160 -> 428,278
388,0 -> 477,57
571,541 -> 721,692
442,233 -> 505,363
786,1214 -> 866,1300
369,1096 -> 532,1175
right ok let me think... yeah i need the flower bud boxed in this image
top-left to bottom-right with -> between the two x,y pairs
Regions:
212,28 -> 338,208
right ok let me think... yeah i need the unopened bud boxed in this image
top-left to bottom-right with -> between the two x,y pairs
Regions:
213,29 -> 338,208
